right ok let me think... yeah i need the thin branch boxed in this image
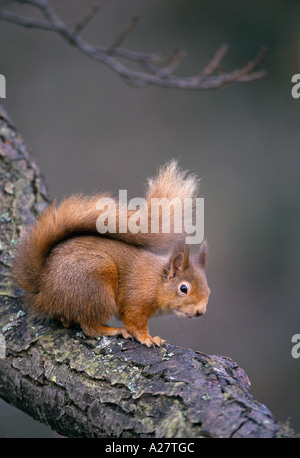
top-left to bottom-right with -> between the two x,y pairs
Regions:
72,3 -> 100,37
0,8 -> 53,30
229,46 -> 268,81
201,44 -> 230,76
154,47 -> 187,77
107,14 -> 140,53
0,0 -> 267,90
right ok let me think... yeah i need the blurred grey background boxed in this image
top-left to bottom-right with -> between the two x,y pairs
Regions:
0,0 -> 299,437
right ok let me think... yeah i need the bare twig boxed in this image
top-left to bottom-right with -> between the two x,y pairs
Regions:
72,3 -> 100,37
201,44 -> 230,76
108,14 -> 140,53
229,46 -> 268,81
0,0 -> 267,90
154,47 -> 187,78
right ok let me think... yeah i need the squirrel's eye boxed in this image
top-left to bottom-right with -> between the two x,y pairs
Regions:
180,284 -> 188,294
177,281 -> 191,296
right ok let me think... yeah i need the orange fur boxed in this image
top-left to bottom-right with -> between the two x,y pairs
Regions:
13,161 -> 210,347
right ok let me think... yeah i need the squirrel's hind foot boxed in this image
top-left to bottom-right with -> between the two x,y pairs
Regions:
81,323 -> 133,340
81,322 -> 166,348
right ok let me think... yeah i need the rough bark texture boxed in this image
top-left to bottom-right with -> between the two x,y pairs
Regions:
0,104 -> 294,438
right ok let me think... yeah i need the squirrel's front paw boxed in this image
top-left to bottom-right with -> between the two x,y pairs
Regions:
124,326 -> 166,347
141,335 -> 167,348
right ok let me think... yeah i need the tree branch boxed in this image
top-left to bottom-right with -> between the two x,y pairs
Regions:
0,0 -> 267,90
0,104 -> 294,438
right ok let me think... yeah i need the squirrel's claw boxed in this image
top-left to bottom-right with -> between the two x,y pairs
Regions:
142,335 -> 166,348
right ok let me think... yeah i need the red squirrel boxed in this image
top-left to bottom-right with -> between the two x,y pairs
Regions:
13,161 -> 210,347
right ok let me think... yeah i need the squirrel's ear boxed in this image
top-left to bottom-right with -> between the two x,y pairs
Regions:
198,240 -> 208,269
165,240 -> 189,280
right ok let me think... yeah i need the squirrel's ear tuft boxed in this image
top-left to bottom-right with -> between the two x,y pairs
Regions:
198,240 -> 208,269
165,240 -> 190,280
166,251 -> 184,280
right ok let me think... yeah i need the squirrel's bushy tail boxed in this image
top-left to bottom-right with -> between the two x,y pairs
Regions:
146,160 -> 199,202
13,160 -> 199,293
12,195 -> 107,293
